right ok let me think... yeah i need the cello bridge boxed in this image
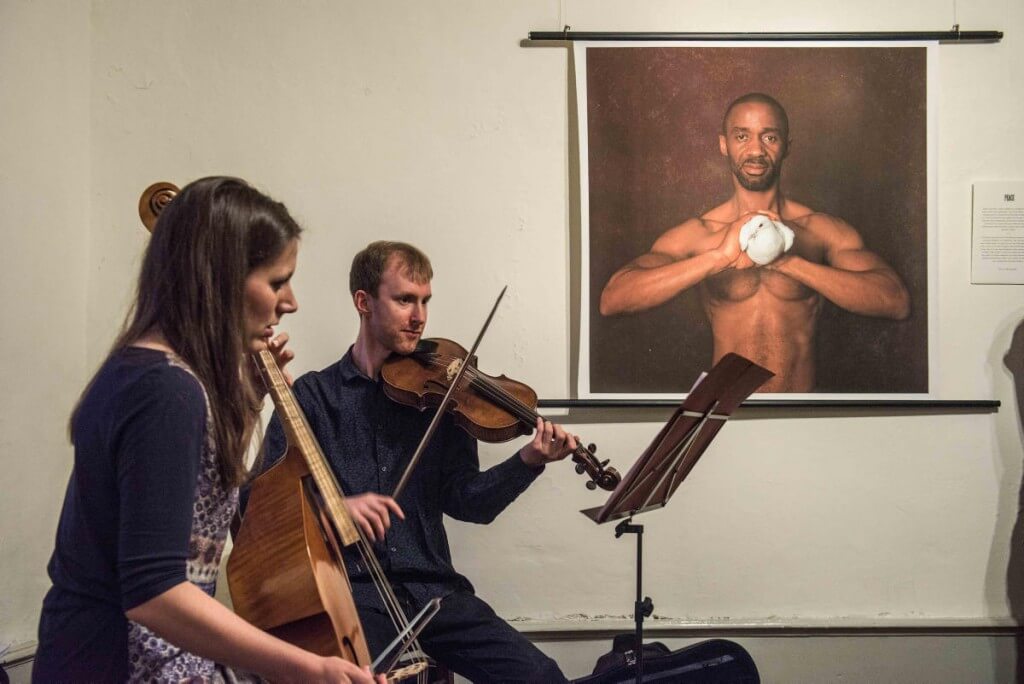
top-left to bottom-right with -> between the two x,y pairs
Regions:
386,661 -> 429,682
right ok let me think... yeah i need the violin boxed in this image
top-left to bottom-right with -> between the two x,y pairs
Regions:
381,337 -> 621,491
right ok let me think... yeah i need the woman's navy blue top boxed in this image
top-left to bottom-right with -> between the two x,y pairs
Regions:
34,348 -> 208,682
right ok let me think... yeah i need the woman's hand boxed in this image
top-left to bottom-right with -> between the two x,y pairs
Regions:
249,333 -> 296,407
266,332 -> 296,385
298,656 -> 386,684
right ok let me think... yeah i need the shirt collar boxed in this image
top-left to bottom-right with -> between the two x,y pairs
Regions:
338,346 -> 373,383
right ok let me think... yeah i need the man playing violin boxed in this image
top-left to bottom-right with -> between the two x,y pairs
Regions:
258,241 -> 573,682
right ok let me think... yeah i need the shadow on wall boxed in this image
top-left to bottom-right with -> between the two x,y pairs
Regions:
1003,319 -> 1024,682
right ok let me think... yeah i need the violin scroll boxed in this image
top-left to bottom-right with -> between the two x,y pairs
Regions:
572,443 -> 620,492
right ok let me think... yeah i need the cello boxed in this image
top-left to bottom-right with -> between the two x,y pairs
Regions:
138,182 -> 430,682
228,350 -> 429,681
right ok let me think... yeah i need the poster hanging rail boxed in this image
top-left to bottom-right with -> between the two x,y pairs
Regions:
537,399 -> 1000,411
526,29 -> 1002,43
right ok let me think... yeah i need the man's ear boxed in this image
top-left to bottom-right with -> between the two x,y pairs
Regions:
719,134 -> 728,157
354,289 -> 373,316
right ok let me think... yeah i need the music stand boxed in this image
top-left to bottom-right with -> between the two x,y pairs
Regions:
581,353 -> 773,682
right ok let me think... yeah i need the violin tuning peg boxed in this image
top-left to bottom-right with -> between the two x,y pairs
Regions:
600,459 -> 609,467
575,463 -> 586,475
586,480 -> 597,490
588,443 -> 597,453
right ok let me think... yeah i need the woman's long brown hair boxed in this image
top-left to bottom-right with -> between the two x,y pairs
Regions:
72,177 -> 302,487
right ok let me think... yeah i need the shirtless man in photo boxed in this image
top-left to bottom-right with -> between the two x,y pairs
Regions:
599,92 -> 910,392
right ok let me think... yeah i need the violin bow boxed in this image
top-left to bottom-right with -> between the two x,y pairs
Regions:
392,285 -> 507,500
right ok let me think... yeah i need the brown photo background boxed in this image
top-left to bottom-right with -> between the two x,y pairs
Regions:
586,46 -> 929,394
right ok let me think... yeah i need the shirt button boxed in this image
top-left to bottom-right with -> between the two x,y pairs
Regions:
380,465 -> 387,472
390,547 -> 397,553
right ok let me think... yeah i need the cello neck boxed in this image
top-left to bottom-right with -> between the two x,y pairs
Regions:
253,350 -> 360,546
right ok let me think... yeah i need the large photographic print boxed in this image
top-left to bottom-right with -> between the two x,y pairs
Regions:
577,44 -> 934,398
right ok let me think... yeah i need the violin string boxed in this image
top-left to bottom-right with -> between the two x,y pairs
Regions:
467,374 -> 538,425
423,352 -> 593,454
424,352 -> 589,456
423,353 -> 540,425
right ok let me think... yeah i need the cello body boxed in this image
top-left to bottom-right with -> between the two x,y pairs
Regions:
227,442 -> 370,663
226,350 -> 427,681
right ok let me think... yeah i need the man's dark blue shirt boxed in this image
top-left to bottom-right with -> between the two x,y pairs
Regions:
257,347 -> 543,610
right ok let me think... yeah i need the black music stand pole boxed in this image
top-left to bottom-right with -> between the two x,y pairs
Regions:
616,517 -> 653,683
581,353 -> 774,683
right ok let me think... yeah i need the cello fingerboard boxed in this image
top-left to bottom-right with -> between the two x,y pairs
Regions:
255,350 -> 360,546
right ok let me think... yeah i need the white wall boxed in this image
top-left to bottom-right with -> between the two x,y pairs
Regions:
3,0 -> 1024,670
0,0 -> 90,656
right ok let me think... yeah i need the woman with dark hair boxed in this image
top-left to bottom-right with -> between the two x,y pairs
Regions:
33,177 -> 381,683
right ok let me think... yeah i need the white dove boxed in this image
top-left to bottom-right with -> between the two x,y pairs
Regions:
738,215 -> 795,265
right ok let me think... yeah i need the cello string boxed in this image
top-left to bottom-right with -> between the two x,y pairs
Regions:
263,352 -> 426,676
353,536 -> 416,642
354,538 -> 429,673
345,487 -> 431,671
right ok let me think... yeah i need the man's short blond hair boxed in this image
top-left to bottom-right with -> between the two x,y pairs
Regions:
349,240 -> 433,296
